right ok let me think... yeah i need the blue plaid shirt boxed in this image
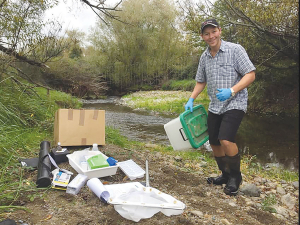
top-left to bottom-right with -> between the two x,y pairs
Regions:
195,40 -> 256,114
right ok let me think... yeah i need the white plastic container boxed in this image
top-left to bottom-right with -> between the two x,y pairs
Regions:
67,149 -> 118,179
164,117 -> 193,151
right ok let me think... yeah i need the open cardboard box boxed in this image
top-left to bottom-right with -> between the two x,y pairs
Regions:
67,149 -> 118,179
54,109 -> 105,146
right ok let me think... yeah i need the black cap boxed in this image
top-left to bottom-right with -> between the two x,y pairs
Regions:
201,19 -> 219,33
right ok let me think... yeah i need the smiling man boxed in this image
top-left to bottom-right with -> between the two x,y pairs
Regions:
185,19 -> 256,196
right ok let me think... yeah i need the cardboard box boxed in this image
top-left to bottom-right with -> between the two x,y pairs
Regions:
54,109 -> 105,146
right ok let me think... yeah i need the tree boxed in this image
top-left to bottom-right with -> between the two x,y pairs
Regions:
88,0 -> 192,92
0,0 -> 123,74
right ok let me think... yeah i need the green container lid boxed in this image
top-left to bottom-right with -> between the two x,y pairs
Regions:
87,154 -> 109,170
180,104 -> 209,149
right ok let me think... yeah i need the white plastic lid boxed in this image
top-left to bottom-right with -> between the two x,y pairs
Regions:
93,143 -> 98,147
58,142 -> 61,146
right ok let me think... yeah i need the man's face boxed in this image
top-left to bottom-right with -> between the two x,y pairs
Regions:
201,26 -> 222,48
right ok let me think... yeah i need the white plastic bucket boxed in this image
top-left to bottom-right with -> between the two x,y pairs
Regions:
164,117 -> 193,151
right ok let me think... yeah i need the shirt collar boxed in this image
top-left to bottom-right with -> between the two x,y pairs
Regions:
204,39 -> 225,56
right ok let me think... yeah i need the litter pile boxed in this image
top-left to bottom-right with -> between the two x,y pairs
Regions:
20,140 -> 185,222
14,108 -> 198,223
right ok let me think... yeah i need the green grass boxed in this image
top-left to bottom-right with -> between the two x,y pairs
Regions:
162,79 -> 197,92
121,90 -> 210,115
261,194 -> 277,213
0,78 -> 82,212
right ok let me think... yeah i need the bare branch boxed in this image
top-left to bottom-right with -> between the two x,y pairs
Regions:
0,44 -> 49,68
80,0 -> 128,25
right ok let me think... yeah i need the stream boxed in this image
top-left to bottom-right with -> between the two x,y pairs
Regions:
82,97 -> 299,172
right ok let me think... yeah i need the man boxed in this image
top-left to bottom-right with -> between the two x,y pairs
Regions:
185,19 -> 255,196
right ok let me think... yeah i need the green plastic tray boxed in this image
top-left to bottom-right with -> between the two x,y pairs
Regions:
180,104 -> 209,148
87,154 -> 109,170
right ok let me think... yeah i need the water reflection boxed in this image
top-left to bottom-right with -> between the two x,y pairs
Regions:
82,97 -> 299,171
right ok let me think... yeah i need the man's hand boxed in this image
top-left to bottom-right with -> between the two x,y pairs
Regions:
185,98 -> 194,112
216,88 -> 232,101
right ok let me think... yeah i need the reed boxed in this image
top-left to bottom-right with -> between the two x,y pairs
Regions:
0,79 -> 81,212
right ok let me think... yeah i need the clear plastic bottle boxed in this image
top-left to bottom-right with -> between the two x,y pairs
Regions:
92,143 -> 98,151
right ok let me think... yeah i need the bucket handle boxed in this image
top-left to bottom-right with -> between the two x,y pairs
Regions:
179,128 -> 188,141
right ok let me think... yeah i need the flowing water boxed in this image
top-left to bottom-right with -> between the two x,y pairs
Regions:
82,97 -> 299,171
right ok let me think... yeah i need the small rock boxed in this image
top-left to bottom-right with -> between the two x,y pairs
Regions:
267,182 -> 277,189
174,156 -> 182,161
246,201 -> 255,206
266,189 -> 276,194
229,202 -> 237,207
292,181 -> 299,189
155,152 -> 161,158
240,184 -> 261,197
254,203 -> 262,208
253,176 -> 262,183
220,218 -> 231,225
272,213 -> 285,220
190,210 -> 204,218
281,193 -> 296,209
145,143 -> 158,148
276,186 -> 286,195
198,161 -> 207,167
289,209 -> 298,217
273,205 -> 289,218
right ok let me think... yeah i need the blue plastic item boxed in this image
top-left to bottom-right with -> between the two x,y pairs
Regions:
107,157 -> 118,166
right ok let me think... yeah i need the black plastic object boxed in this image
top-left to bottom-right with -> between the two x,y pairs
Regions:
36,141 -> 52,188
19,157 -> 39,168
0,219 -> 17,225
50,146 -> 70,164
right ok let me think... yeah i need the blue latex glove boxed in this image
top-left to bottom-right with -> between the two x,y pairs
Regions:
185,98 -> 194,112
216,88 -> 232,101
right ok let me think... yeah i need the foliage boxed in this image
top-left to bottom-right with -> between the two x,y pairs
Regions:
0,0 -> 64,70
44,56 -> 108,98
0,77 -> 81,209
162,79 -> 196,91
261,194 -> 277,213
88,0 -> 195,92
105,126 -> 132,148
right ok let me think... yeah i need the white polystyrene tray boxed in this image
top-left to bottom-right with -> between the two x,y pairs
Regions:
118,160 -> 145,180
67,149 -> 118,179
106,183 -> 185,210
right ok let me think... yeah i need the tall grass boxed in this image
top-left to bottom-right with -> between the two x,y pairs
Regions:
0,78 -> 81,212
162,79 -> 196,92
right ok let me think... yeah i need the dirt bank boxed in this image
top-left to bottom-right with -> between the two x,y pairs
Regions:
3,144 -> 299,225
